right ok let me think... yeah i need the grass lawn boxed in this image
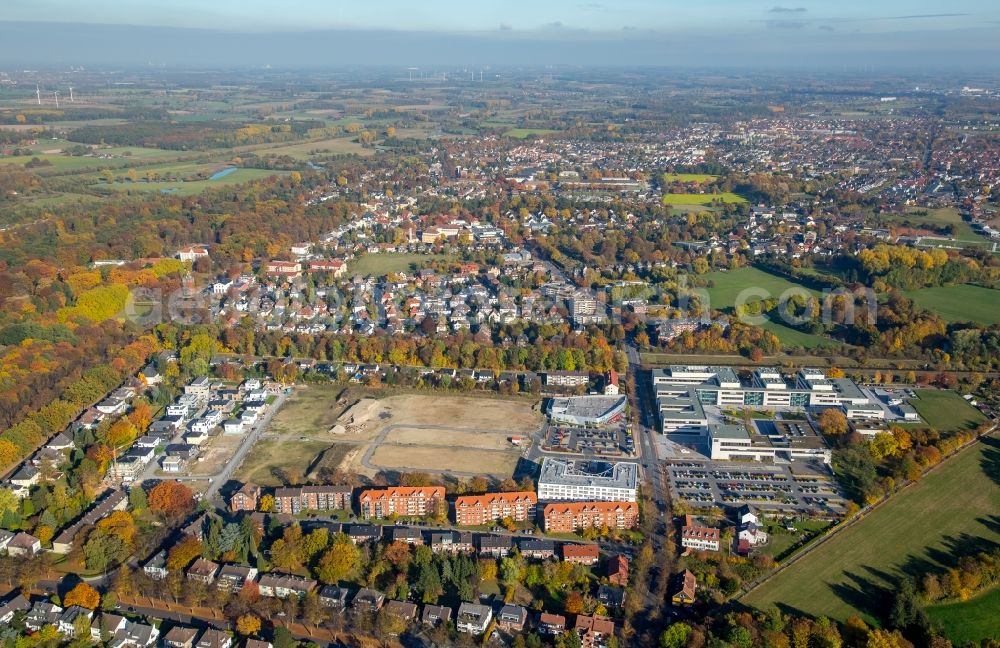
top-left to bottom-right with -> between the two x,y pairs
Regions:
760,320 -> 838,350
702,266 -> 820,310
909,389 -> 987,433
904,284 -> 1000,326
347,252 -> 452,277
253,136 -> 373,158
502,128 -> 558,138
661,192 -> 746,205
926,585 -> 1000,645
663,173 -> 719,183
742,434 -> 1000,625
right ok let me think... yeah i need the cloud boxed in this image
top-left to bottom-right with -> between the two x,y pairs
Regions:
540,21 -> 566,30
766,20 -> 807,30
498,23 -> 512,31
818,25 -> 835,32
769,6 -> 807,13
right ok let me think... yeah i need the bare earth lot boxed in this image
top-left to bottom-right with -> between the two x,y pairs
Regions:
239,387 -> 543,482
368,445 -> 520,476
384,426 -> 513,450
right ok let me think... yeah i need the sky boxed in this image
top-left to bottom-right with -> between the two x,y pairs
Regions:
0,0 -> 998,69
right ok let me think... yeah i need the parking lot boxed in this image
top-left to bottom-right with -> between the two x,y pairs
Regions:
541,423 -> 636,457
665,460 -> 847,517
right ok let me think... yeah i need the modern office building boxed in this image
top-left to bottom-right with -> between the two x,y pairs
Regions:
537,458 -> 638,502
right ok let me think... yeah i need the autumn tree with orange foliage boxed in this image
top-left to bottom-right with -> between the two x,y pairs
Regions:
236,614 -> 262,636
149,481 -> 194,519
105,418 -> 138,448
167,535 -> 203,571
96,510 -> 137,546
64,582 -> 101,609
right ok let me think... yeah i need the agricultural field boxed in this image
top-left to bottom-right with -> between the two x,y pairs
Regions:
251,136 -> 372,159
743,434 -> 1000,625
347,252 -> 453,277
908,389 -> 987,433
702,266 -> 820,310
904,284 -> 1000,326
661,192 -> 746,205
502,128 -> 558,139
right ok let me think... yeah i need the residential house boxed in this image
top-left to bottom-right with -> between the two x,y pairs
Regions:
24,601 -> 63,632
143,550 -> 168,580
347,524 -> 380,544
538,613 -> 567,635
383,600 -> 418,624
519,539 -> 556,560
0,593 -> 30,624
273,485 -> 352,514
421,604 -> 452,627
562,543 -> 600,565
670,570 -> 697,606
230,483 -> 260,513
163,627 -> 200,648
477,534 -> 512,558
352,588 -> 385,612
318,585 -> 349,609
604,370 -> 620,395
389,527 -> 424,545
7,532 -> 41,557
575,615 -> 616,648
257,574 -> 316,599
195,629 -> 232,648
736,505 -> 768,554
186,558 -> 220,584
430,531 -> 473,554
681,515 -> 720,553
456,602 -> 492,634
52,489 -> 128,554
216,565 -> 258,592
496,604 -> 528,632
57,606 -> 94,638
606,555 -> 629,587
597,585 -> 626,609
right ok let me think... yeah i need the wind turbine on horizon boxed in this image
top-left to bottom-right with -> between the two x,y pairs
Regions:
53,90 -> 59,108
35,84 -> 41,105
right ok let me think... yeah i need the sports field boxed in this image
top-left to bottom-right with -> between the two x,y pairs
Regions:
662,173 -> 718,183
743,435 -> 1000,625
908,389 -> 987,433
702,266 -> 820,310
904,284 -> 1000,326
661,192 -> 745,205
347,253 -> 452,277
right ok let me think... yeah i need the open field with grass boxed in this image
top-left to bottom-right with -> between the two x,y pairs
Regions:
261,384 -> 350,438
347,253 -> 453,277
661,192 -> 746,205
760,319 -> 838,350
743,434 -> 1000,625
235,438 -> 335,487
909,389 -> 987,433
904,284 -> 1000,326
369,394 -> 542,431
702,266 -> 820,310
662,173 -> 719,182
502,128 -> 558,138
926,585 -> 1000,645
101,168 -> 286,196
878,207 -> 994,248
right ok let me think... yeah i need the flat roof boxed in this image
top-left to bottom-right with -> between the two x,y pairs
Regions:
538,457 -> 638,490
